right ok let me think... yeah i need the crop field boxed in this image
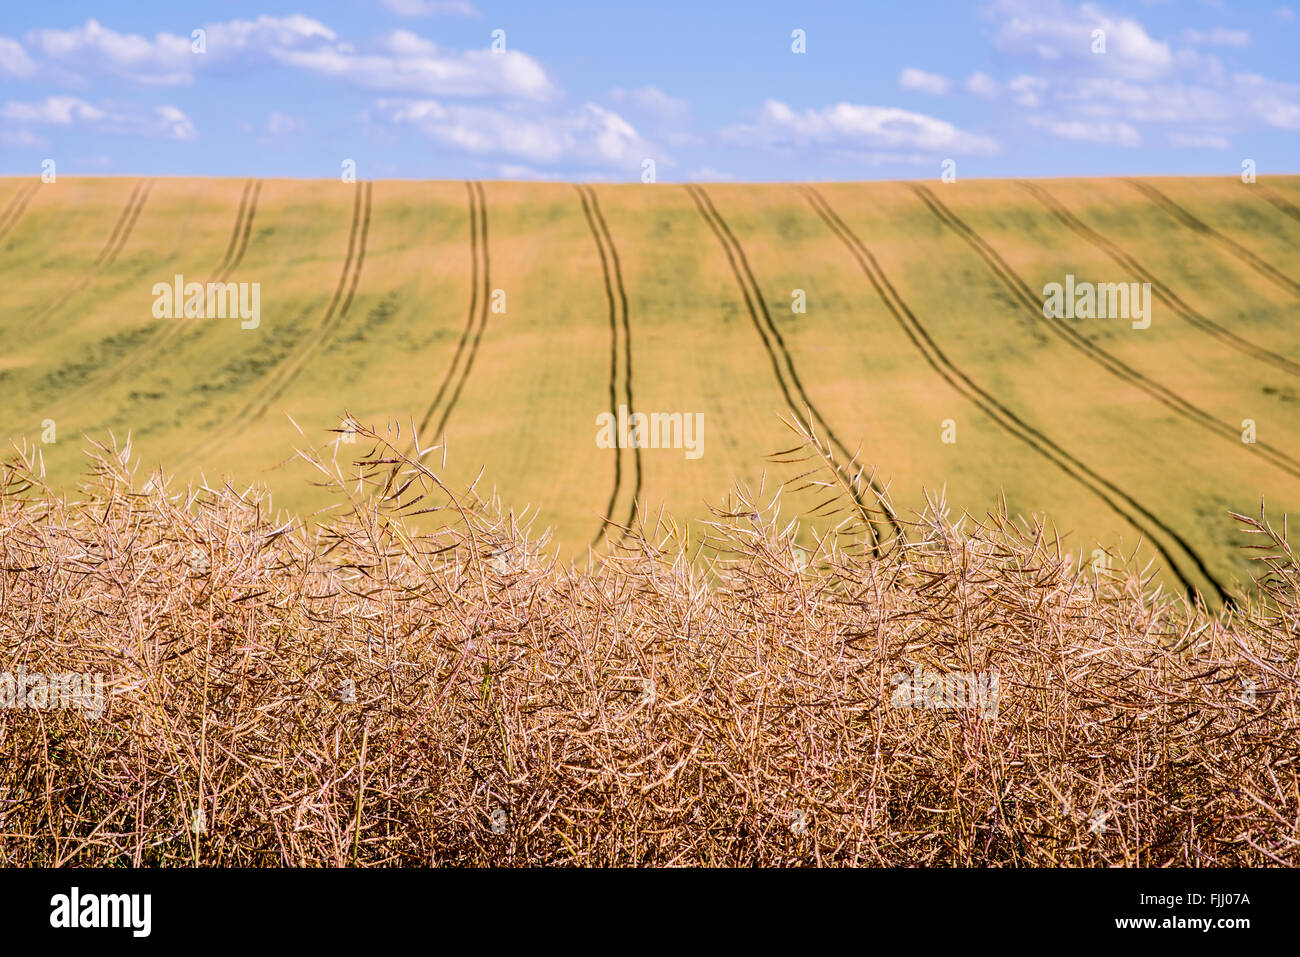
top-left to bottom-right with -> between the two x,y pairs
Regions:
2,174 -> 1299,601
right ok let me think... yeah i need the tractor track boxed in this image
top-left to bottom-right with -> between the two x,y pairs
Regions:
94,180 -> 149,266
686,183 -> 903,552
1017,179 -> 1300,379
0,182 -> 39,244
31,179 -> 155,326
412,180 -> 481,448
102,178 -> 154,268
178,180 -> 371,472
213,179 -> 256,278
801,184 -> 1228,604
909,182 -> 1300,484
577,183 -> 642,545
412,180 -> 490,454
579,184 -> 623,544
215,179 -> 262,284
1124,179 -> 1300,298
1255,184 -> 1300,228
47,179 -> 264,417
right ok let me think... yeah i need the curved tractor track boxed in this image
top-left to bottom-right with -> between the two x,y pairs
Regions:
178,180 -> 372,473
411,180 -> 491,456
95,179 -> 154,269
30,179 -> 155,326
685,183 -> 903,553
1124,179 -> 1300,298
908,183 -> 1300,485
800,185 -> 1228,605
48,179 -> 264,418
1017,180 -> 1300,379
576,183 -> 643,545
0,182 -> 39,245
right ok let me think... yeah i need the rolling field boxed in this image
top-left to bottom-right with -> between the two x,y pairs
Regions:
2,174 -> 1299,600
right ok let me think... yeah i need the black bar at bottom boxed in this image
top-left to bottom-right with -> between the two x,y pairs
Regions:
0,867 -> 1282,945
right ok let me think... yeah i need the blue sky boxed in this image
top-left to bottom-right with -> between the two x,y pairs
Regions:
1,0 -> 1297,181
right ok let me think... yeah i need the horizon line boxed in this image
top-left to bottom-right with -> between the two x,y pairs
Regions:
3,172 -> 1297,185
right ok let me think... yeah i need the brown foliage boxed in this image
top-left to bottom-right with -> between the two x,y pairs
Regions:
0,420 -> 1297,866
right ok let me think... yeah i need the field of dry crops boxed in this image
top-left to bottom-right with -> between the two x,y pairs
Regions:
2,175 -> 1300,600
0,426 -> 1297,866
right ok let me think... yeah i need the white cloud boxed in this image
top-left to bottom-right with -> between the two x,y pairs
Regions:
1,96 -> 105,124
274,29 -> 555,100
0,96 -> 196,141
1,128 -> 49,150
154,105 -> 197,140
21,17 -> 553,100
1031,117 -> 1141,146
1008,75 -> 1048,107
1048,72 -> 1300,131
1057,76 -> 1224,123
609,86 -> 688,123
979,0 -> 1300,149
1168,132 -> 1230,149
1234,73 -> 1300,129
375,99 -> 657,172
1275,7 -> 1295,22
381,0 -> 480,16
0,35 -> 36,77
203,14 -> 339,51
898,67 -> 951,95
25,18 -> 196,85
966,72 -> 999,98
724,99 -> 999,155
991,0 -> 1173,81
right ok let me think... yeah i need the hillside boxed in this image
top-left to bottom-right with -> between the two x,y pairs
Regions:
3,174 -> 1299,600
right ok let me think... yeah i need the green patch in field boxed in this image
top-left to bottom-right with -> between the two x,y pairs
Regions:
34,325 -> 160,398
191,305 -> 316,396
331,292 -> 402,348
1261,384 -> 1297,403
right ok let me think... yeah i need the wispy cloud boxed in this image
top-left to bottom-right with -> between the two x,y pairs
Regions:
965,71 -> 999,98
0,35 -> 36,77
724,100 -> 999,156
1,96 -> 197,140
373,99 -> 658,173
21,17 -> 554,100
25,19 -> 195,85
1030,116 -> 1141,146
381,0 -> 481,16
609,86 -> 688,123
276,29 -> 556,100
1168,131 -> 1229,149
1,96 -> 105,125
990,0 -> 1173,81
899,68 -> 952,95
975,0 -> 1300,149
2,3 -> 1294,177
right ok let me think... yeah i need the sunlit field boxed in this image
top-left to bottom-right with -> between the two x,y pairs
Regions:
4,175 -> 1299,599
